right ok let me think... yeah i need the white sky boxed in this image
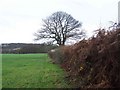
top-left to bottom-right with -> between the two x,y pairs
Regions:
0,0 -> 119,44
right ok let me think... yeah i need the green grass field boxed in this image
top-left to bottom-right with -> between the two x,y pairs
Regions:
2,54 -> 70,88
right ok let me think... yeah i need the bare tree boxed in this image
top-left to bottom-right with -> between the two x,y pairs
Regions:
34,11 -> 85,45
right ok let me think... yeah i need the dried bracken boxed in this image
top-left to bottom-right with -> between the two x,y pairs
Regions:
48,28 -> 120,88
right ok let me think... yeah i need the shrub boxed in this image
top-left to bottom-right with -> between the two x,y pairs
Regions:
48,46 -> 66,64
48,28 -> 120,88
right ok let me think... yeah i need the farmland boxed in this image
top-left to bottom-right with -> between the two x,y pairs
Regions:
2,54 -> 70,88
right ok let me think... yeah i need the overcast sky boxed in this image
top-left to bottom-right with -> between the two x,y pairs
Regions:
0,0 -> 119,44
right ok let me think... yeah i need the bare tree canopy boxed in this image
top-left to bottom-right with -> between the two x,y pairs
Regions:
34,11 -> 85,45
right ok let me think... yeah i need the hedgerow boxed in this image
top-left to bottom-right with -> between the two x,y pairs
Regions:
48,28 -> 120,88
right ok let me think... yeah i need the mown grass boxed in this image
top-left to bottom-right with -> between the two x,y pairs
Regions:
2,54 -> 70,88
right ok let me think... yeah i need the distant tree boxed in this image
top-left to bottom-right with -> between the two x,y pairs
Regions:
34,11 -> 85,46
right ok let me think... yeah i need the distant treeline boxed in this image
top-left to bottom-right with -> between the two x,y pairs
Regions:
2,43 -> 58,54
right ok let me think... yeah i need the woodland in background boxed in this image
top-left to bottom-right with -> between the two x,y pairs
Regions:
2,43 -> 57,54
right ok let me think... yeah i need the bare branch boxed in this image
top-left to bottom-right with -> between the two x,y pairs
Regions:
34,11 -> 85,45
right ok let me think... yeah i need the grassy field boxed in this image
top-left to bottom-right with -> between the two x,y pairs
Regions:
2,54 -> 70,88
